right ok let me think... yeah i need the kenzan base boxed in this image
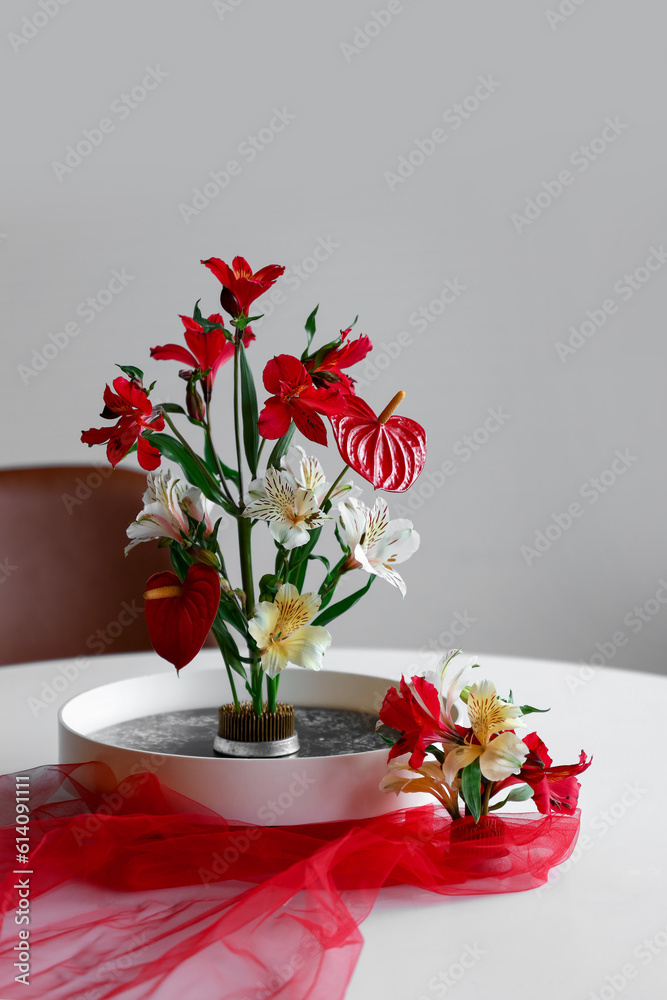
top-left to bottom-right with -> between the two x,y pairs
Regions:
58,667 -> 430,825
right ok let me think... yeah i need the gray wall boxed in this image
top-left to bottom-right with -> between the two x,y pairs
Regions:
1,0 -> 664,674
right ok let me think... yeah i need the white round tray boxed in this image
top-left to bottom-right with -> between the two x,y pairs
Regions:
58,666 -> 429,825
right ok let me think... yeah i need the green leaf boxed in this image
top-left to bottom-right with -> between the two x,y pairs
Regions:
169,545 -> 191,582
305,336 -> 342,372
203,433 -> 239,488
519,704 -> 550,716
116,364 -> 144,382
211,621 -> 247,682
424,743 -> 445,763
267,424 -> 295,470
214,591 -> 249,638
302,304 -> 319,356
193,299 -> 232,338
148,433 -> 236,515
489,784 -> 534,811
312,576 -> 374,627
461,758 -> 482,823
238,344 -> 260,478
308,552 -> 330,572
160,402 -> 186,415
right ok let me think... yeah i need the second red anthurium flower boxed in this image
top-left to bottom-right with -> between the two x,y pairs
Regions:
81,376 -> 164,471
258,354 -> 346,446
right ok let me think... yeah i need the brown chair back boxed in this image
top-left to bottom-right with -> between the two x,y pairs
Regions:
0,466 -> 173,666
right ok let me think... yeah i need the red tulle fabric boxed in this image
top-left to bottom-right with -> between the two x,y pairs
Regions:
0,764 -> 580,999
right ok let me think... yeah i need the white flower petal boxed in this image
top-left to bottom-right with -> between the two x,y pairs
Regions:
270,520 -> 311,550
443,744 -> 481,785
478,732 -> 529,782
261,645 -> 291,678
279,625 -> 331,671
248,602 -> 280,648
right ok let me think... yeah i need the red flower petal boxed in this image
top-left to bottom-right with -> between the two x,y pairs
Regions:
262,354 -> 309,393
81,426 -> 114,446
150,343 -> 198,368
257,397 -> 292,440
144,566 -> 220,672
330,395 -> 426,493
290,401 -> 328,446
136,433 -> 163,472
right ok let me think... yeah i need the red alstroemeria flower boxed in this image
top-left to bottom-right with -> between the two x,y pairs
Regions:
330,391 -> 427,492
257,354 -> 345,446
150,313 -> 253,401
379,675 -> 456,769
494,733 -> 592,815
202,255 -> 285,317
143,565 -> 221,673
81,376 -> 164,471
305,328 -> 373,393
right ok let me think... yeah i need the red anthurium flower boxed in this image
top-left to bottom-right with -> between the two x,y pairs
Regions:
151,314 -> 253,401
379,675 -> 455,769
81,376 -> 164,471
201,256 -> 285,317
330,391 -> 426,492
305,329 -> 372,393
143,565 -> 221,673
257,354 -> 345,446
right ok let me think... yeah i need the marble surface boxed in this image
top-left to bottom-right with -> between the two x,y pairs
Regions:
91,705 -> 382,758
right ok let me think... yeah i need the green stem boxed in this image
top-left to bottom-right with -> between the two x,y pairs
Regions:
162,412 -> 223,493
481,781 -> 492,817
267,675 -> 278,713
233,338 -> 245,504
238,515 -> 262,713
257,438 -> 267,465
204,409 -> 236,509
321,464 -> 349,509
212,629 -> 240,712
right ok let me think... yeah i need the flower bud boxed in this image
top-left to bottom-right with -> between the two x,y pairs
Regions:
179,369 -> 206,422
219,286 -> 242,319
191,547 -> 219,569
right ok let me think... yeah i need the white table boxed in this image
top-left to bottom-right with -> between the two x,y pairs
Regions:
1,648 -> 664,999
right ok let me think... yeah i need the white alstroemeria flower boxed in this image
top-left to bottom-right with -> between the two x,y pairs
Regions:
338,497 -> 420,597
242,467 -> 329,550
438,649 -> 477,727
442,680 -> 528,784
280,445 -> 360,505
125,470 -> 214,553
248,583 -> 332,678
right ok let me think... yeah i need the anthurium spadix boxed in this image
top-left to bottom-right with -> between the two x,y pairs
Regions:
329,390 -> 426,492
144,565 -> 221,672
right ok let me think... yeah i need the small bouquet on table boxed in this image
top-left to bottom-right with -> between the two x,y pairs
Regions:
81,254 -> 426,756
378,649 -> 592,863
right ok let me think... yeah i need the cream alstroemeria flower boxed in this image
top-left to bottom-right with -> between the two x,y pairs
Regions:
338,497 -> 420,597
125,470 -> 214,553
248,583 -> 331,678
242,467 -> 329,550
280,445 -> 359,506
442,680 -> 527,784
380,758 -> 460,814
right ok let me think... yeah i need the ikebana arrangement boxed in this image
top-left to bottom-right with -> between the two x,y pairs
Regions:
81,255 -> 426,755
378,650 -> 591,826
